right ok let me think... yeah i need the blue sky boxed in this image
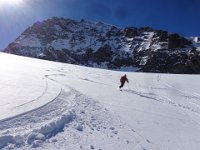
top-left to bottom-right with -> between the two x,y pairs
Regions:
0,0 -> 200,49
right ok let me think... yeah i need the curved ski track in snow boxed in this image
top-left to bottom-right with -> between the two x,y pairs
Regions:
13,78 -> 49,108
0,74 -> 156,150
1,53 -> 200,150
124,79 -> 200,115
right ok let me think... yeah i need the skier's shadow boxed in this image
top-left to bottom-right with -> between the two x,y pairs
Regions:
123,89 -> 162,102
79,78 -> 112,86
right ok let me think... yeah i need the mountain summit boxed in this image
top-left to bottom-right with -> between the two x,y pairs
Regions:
4,17 -> 200,73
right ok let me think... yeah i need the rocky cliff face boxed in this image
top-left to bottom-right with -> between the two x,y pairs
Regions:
4,17 -> 200,73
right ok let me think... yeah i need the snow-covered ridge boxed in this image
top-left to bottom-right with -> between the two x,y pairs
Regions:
4,17 -> 200,73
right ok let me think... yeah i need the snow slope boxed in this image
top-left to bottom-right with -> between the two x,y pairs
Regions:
0,53 -> 200,150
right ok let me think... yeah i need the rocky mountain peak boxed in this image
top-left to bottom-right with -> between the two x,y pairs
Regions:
4,17 -> 200,74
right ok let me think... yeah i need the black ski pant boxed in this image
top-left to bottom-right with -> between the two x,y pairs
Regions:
119,81 -> 125,88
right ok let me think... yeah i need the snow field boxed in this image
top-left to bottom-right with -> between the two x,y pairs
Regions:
0,53 -> 200,149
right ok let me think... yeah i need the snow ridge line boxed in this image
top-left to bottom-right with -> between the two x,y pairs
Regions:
0,74 -> 77,149
0,89 -> 75,149
25,110 -> 76,148
0,79 -> 62,124
14,78 -> 49,108
0,111 -> 76,149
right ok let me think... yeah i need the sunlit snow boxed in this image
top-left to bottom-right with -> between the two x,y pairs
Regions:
0,53 -> 200,150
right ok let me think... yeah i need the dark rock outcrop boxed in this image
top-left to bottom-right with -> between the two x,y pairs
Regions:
3,17 -> 200,74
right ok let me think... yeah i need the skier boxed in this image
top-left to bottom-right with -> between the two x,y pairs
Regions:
119,74 -> 129,89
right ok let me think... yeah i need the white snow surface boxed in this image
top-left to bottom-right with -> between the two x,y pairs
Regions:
0,53 -> 200,150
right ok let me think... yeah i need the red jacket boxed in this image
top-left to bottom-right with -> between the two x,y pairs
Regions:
120,75 -> 129,83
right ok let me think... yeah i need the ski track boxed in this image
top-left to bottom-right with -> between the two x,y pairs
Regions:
54,68 -> 200,116
125,79 -> 200,115
0,74 -> 154,150
1,66 -> 200,150
53,68 -> 200,116
13,79 -> 49,109
163,81 -> 200,100
122,88 -> 198,114
79,77 -> 112,86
